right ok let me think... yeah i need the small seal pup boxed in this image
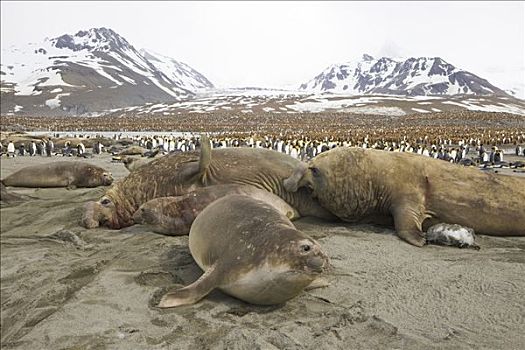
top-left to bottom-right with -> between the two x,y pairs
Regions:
426,223 -> 480,250
133,184 -> 299,235
158,194 -> 329,308
2,161 -> 113,189
284,147 -> 525,247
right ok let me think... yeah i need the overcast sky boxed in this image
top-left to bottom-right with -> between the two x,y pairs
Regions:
1,1 -> 524,92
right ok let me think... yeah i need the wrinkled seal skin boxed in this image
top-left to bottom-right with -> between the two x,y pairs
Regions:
284,147 -> 525,247
133,184 -> 300,235
83,137 -> 334,230
83,152 -> 202,229
158,194 -> 329,308
2,161 -> 113,189
196,144 -> 335,220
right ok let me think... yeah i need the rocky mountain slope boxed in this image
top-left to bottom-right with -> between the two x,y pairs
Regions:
0,27 -> 213,115
300,54 -> 509,97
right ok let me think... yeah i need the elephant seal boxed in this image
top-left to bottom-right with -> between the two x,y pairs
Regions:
284,147 -> 525,247
133,184 -> 300,235
158,194 -> 329,308
117,145 -> 147,156
83,135 -> 334,229
2,161 -> 113,189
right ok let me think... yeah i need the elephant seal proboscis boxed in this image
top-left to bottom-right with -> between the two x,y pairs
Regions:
284,147 -> 525,247
2,161 -> 113,189
157,194 -> 329,308
133,184 -> 300,235
426,223 -> 480,250
83,135 -> 334,229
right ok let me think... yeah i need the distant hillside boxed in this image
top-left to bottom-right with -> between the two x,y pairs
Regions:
0,27 -> 213,115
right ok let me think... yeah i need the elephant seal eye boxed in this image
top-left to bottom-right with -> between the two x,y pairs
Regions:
301,244 -> 311,253
310,167 -> 321,177
100,198 -> 111,206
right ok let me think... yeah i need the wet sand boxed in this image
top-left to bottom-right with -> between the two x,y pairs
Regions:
1,154 -> 524,349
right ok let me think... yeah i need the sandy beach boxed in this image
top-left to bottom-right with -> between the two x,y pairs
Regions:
1,154 -> 524,350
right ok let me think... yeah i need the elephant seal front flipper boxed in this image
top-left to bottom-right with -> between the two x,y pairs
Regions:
159,263 -> 220,307
392,198 -> 428,247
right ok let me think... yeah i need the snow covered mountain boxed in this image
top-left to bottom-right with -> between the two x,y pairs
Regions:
140,49 -> 213,92
300,54 -> 509,97
0,27 -> 213,115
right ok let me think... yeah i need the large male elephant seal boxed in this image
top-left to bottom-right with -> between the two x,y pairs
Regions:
133,184 -> 300,235
158,194 -> 329,308
284,147 -> 525,247
83,136 -> 334,229
2,161 -> 113,189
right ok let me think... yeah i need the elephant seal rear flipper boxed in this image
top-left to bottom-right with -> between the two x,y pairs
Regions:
197,134 -> 212,185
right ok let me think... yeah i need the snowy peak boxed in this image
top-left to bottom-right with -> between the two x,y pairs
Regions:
140,49 -> 214,91
50,27 -> 132,53
300,55 -> 508,97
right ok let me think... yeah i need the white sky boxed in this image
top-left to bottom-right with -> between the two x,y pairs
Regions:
1,1 -> 524,92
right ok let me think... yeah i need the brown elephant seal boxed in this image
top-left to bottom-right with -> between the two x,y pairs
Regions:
133,184 -> 300,235
158,194 -> 329,308
83,135 -> 334,229
284,147 -> 525,247
2,161 -> 113,189
117,145 -> 147,156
